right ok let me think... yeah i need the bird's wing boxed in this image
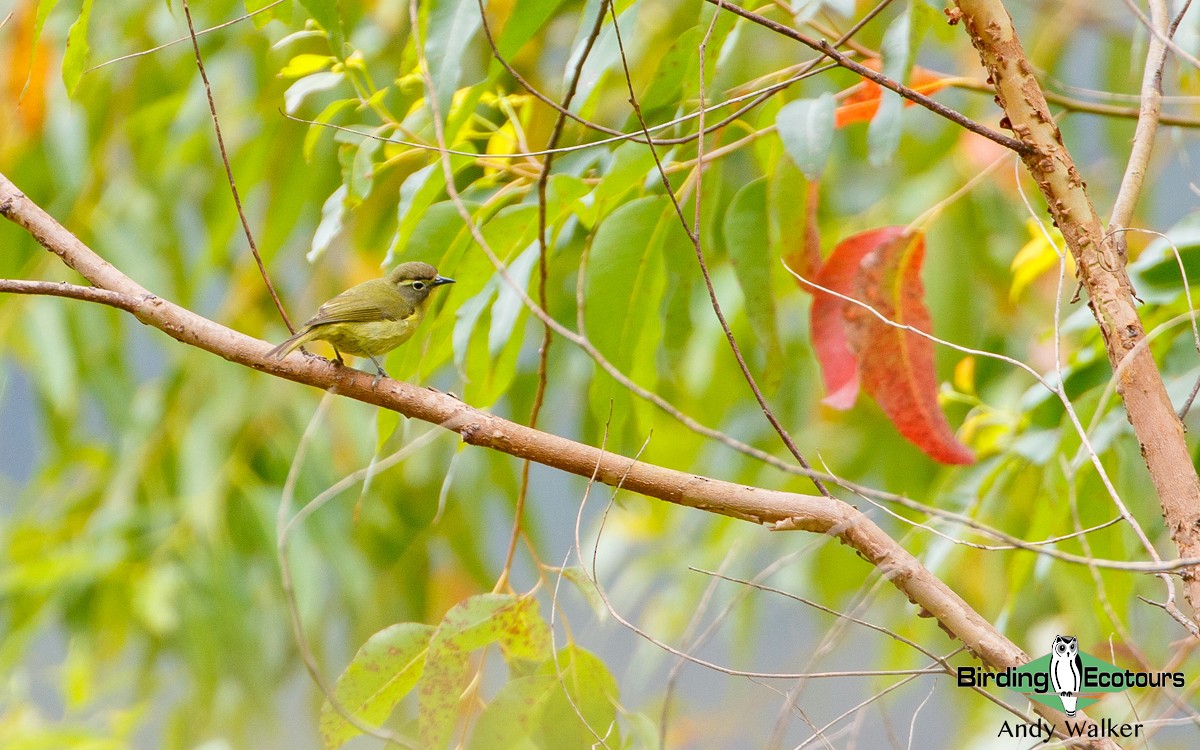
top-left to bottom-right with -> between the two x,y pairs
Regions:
304,281 -> 406,326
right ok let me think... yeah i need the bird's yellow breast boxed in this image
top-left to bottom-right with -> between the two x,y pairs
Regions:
310,310 -> 425,356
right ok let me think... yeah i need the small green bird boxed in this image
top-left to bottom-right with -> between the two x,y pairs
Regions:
266,261 -> 455,382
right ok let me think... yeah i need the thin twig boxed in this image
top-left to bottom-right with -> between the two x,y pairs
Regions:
0,279 -> 142,311
275,393 -> 418,748
701,0 -> 1034,155
951,77 -> 1200,128
1119,0 -> 1200,70
86,0 -> 289,74
1109,0 -> 1171,234
181,0 -> 295,333
610,0 -> 832,498
495,0 -> 608,593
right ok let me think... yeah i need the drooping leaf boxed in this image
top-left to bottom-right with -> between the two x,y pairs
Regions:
425,0 -> 485,120
284,71 -> 345,113
303,98 -> 358,161
774,161 -> 821,282
61,0 -> 95,96
348,131 -> 383,202
723,178 -> 782,382
584,196 -> 670,440
775,94 -> 835,181
308,184 -> 348,262
795,227 -> 905,409
319,623 -> 435,750
868,12 -> 914,165
585,195 -> 671,372
639,26 -> 705,115
842,229 -> 976,464
385,155 -> 474,266
488,241 -> 539,356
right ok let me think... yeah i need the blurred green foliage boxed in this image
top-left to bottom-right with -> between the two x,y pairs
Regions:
2,0 -> 1200,747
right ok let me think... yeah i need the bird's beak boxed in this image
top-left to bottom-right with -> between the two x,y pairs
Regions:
431,275 -> 455,286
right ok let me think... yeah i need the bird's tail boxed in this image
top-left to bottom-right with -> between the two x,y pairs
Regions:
265,327 -> 316,360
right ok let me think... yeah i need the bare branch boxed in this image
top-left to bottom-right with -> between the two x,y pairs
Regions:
1,162 -> 1046,734
955,0 -> 1200,616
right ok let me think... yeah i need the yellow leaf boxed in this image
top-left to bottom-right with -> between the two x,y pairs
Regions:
484,120 -> 520,175
1010,219 -> 1072,301
279,54 -> 335,79
954,356 -> 976,396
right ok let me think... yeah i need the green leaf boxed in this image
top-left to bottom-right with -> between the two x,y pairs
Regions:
349,132 -> 383,202
869,8 -> 923,165
466,645 -> 620,749
284,71 -> 345,113
298,0 -> 346,56
775,94 -> 835,180
385,156 -> 474,266
536,646 -> 620,748
466,674 -> 558,750
584,196 -> 671,371
658,208 -> 695,383
246,0 -> 292,28
488,242 -> 539,357
319,623 -> 435,750
308,184 -> 348,262
495,0 -> 571,59
723,178 -> 783,385
303,98 -> 358,161
559,567 -> 607,621
62,0 -> 95,97
418,595 -> 550,748
591,142 -> 657,212
425,0 -> 485,119
639,26 -> 704,115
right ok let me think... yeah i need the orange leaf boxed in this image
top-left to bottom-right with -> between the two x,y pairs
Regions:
834,59 -> 951,128
5,0 -> 50,136
843,229 -> 975,464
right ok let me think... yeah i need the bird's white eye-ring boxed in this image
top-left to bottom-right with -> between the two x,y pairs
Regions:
412,281 -> 427,290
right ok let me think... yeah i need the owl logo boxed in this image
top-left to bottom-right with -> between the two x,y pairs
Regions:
1050,635 -> 1083,716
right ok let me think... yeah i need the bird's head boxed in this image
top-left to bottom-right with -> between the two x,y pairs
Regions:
387,261 -> 455,304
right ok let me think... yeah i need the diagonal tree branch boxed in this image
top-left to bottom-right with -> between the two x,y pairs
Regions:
0,170 -> 1121,748
953,0 -> 1200,616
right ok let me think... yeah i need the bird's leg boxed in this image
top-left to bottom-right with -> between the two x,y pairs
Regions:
366,354 -> 388,387
332,346 -> 345,366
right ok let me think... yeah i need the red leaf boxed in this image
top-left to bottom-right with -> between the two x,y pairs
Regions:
844,230 -> 975,465
798,227 -> 908,409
